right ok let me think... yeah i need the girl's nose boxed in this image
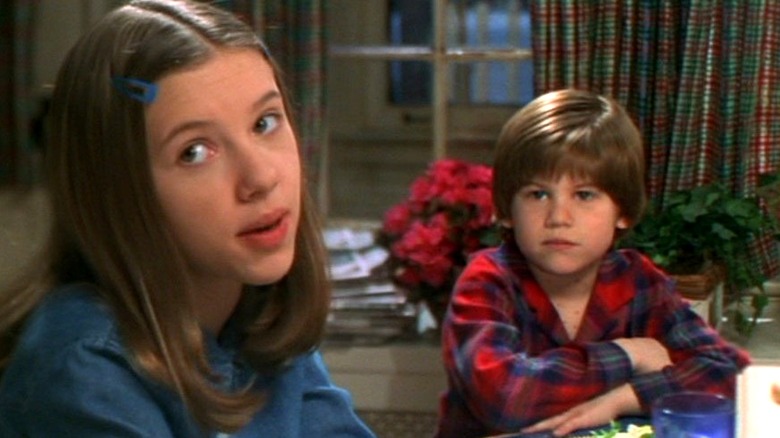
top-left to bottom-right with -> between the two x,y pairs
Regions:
235,142 -> 279,202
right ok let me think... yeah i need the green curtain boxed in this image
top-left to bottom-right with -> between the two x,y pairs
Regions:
0,0 -> 38,186
219,0 -> 327,194
531,0 -> 780,279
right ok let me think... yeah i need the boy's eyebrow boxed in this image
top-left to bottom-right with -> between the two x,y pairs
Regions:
525,177 -> 597,187
158,90 -> 283,147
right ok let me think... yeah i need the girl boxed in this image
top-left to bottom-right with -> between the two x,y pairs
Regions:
0,1 -> 374,436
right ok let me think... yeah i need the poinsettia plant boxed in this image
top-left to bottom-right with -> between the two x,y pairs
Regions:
379,159 -> 501,316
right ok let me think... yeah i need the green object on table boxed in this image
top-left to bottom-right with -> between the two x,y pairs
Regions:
587,421 -> 654,438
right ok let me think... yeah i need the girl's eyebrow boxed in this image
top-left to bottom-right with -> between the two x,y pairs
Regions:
159,119 -> 211,148
251,89 -> 283,112
158,90 -> 283,147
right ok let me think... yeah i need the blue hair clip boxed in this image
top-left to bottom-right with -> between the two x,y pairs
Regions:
112,77 -> 158,104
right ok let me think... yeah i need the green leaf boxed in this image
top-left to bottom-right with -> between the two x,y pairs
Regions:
752,293 -> 769,312
679,204 -> 703,222
590,421 -> 620,437
618,182 -> 777,337
711,223 -> 736,240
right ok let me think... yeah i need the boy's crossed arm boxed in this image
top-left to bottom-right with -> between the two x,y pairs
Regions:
521,337 -> 672,436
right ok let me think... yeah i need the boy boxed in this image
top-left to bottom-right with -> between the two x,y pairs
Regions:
436,89 -> 750,437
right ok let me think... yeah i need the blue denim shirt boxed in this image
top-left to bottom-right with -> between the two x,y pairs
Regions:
0,284 -> 375,437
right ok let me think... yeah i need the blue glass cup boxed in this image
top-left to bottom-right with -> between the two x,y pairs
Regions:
652,391 -> 734,438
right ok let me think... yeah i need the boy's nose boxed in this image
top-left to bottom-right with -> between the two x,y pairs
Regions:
545,198 -> 573,227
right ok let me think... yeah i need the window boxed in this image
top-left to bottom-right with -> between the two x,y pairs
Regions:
326,0 -> 532,219
388,0 -> 533,106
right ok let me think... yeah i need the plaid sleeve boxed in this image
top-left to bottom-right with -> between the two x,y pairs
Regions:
627,254 -> 751,409
441,252 -> 633,431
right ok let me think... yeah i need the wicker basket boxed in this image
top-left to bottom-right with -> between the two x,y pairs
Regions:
671,263 -> 726,301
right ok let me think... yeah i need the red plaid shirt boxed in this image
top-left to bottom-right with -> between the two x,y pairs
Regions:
436,242 -> 750,438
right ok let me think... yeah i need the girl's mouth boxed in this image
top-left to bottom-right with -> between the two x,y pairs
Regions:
238,212 -> 290,249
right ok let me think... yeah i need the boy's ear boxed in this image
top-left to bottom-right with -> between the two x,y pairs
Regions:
499,218 -> 513,229
616,217 -> 629,229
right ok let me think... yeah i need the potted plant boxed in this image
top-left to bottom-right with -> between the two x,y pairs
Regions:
618,183 -> 779,336
379,159 -> 501,326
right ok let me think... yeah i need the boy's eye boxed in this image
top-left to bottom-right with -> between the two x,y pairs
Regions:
575,189 -> 600,200
525,189 -> 548,200
255,113 -> 281,134
180,142 -> 210,164
576,190 -> 596,200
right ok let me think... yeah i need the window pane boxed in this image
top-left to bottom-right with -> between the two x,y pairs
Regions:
450,60 -> 534,105
389,0 -> 532,106
453,0 -> 532,49
390,61 -> 431,105
389,0 -> 432,46
389,0 -> 432,104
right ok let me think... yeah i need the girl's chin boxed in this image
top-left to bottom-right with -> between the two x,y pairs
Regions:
243,256 -> 295,286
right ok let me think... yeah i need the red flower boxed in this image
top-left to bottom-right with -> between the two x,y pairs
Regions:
383,203 -> 413,235
380,159 -> 500,304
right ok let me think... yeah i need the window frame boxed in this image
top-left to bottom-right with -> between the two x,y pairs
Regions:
327,0 -> 533,159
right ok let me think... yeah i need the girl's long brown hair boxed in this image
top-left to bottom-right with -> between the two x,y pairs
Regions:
0,0 -> 330,432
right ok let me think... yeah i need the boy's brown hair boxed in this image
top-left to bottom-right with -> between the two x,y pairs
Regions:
492,89 -> 646,233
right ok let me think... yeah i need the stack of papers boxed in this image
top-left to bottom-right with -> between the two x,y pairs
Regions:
323,223 -> 418,345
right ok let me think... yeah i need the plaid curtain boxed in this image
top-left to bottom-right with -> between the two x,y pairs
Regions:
217,0 -> 327,193
531,0 -> 780,280
0,0 -> 38,186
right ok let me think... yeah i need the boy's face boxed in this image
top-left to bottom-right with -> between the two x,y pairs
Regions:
501,174 -> 628,284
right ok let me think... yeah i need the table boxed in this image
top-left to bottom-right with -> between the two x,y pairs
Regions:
485,416 -> 652,438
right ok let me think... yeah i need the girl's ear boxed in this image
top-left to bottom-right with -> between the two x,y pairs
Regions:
498,217 -> 513,229
616,217 -> 629,230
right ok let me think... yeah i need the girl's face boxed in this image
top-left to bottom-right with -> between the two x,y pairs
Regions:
501,174 -> 628,284
145,49 -> 301,297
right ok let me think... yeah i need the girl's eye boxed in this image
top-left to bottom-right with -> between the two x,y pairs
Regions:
255,113 -> 281,134
180,142 -> 211,164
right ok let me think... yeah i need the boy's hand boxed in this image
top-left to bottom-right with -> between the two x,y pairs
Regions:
613,337 -> 672,374
520,384 -> 641,437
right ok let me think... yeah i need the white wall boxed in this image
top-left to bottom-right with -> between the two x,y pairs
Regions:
32,0 -> 118,98
0,189 -> 49,289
